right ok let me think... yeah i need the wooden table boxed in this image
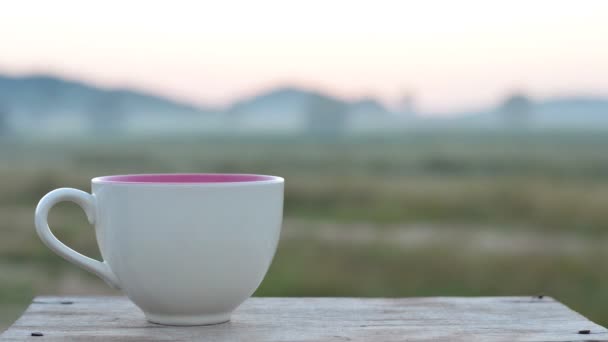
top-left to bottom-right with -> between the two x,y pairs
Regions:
1,296 -> 607,341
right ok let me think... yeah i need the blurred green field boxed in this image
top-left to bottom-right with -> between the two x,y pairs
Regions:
1,131 -> 607,330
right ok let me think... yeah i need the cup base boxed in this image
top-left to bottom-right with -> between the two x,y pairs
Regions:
145,312 -> 231,326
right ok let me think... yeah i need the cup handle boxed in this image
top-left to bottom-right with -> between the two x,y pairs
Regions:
35,188 -> 120,289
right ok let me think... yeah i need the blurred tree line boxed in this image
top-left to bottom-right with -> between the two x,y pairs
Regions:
501,92 -> 533,127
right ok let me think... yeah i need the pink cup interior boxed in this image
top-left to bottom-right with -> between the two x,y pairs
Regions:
94,174 -> 278,184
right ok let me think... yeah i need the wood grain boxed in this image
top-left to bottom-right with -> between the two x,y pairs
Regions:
1,297 -> 607,341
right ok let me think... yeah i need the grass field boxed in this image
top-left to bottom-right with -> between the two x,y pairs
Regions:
1,130 -> 607,330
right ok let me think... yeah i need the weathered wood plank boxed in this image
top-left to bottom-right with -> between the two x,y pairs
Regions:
1,297 -> 607,341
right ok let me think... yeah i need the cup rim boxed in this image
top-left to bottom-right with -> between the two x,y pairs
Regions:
92,173 -> 284,186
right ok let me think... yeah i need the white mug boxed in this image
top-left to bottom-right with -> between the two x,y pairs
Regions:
35,173 -> 284,325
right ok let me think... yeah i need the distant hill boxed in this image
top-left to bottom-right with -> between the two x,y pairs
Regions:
0,74 -> 212,118
226,86 -> 390,132
0,74 -> 221,136
228,87 -> 389,116
349,97 -> 389,116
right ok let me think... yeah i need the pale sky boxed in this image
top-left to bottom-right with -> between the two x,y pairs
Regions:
1,0 -> 608,113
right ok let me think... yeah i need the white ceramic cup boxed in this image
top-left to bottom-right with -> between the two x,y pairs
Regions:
34,173 -> 284,325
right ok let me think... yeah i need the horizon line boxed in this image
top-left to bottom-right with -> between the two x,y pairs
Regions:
2,69 -> 607,117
